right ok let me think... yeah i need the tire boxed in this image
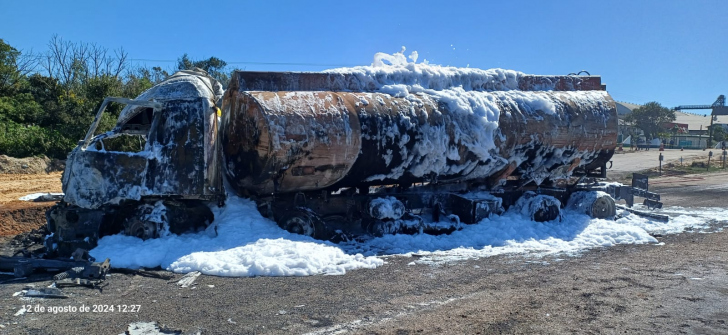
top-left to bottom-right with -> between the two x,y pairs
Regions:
277,207 -> 330,239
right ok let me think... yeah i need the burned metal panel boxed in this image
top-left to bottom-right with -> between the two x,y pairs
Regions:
116,69 -> 223,127
62,98 -> 215,209
146,98 -> 207,197
204,109 -> 223,196
449,194 -> 502,224
62,150 -> 149,209
518,75 -> 603,91
233,71 -> 602,93
46,202 -> 124,256
235,71 -> 379,93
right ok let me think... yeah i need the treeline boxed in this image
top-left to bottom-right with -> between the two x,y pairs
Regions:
0,36 -> 231,159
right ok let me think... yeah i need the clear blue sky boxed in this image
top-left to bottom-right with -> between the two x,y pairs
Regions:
2,0 -> 726,112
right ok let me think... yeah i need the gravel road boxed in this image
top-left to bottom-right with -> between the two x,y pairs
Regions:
608,149 -> 712,180
0,168 -> 727,334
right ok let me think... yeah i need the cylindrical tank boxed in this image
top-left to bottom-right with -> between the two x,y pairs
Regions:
221,78 -> 617,195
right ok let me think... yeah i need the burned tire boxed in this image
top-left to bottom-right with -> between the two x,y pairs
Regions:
277,208 -> 330,239
121,200 -> 214,240
567,191 -> 617,219
587,194 -> 616,219
123,217 -> 158,240
513,192 -> 562,222
365,219 -> 399,237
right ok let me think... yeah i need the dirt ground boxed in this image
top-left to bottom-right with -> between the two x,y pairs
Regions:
0,155 -> 64,175
1,155 -> 728,334
0,173 -> 62,236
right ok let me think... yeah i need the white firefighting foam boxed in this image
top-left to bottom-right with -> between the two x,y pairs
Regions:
325,48 -> 611,183
90,193 -> 728,276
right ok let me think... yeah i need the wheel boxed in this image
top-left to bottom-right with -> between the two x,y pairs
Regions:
567,191 -> 616,219
277,208 -> 330,239
123,217 -> 158,240
589,194 -> 616,219
532,204 -> 561,222
365,219 -> 402,237
322,215 -> 355,242
513,192 -> 561,222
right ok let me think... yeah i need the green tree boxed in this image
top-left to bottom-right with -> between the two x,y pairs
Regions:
0,39 -> 21,94
177,54 -> 230,86
0,37 -> 193,159
134,66 -> 169,85
712,125 -> 726,143
624,102 -> 676,140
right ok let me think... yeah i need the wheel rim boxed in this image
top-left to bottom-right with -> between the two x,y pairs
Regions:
283,215 -> 315,237
591,196 -> 616,219
124,219 -> 157,240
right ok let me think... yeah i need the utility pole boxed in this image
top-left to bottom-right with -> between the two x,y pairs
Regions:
709,116 -> 715,148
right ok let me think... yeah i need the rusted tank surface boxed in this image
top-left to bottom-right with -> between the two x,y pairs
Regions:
222,91 -> 362,195
233,71 -> 605,92
221,72 -> 617,196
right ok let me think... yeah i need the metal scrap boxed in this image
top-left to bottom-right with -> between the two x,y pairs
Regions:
112,268 -> 173,280
53,258 -> 110,287
0,248 -> 110,288
22,288 -> 67,299
176,271 -> 201,288
616,204 -> 670,222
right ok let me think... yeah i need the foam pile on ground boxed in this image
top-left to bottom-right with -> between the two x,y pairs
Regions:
625,205 -> 725,235
90,195 -> 383,276
343,206 -> 728,264
91,191 -> 728,276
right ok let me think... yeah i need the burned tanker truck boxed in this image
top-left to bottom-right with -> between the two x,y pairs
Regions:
46,67 -> 662,256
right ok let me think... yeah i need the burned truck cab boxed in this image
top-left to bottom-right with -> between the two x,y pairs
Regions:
47,69 -> 224,256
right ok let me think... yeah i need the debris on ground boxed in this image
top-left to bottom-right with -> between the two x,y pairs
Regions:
176,271 -> 201,288
0,248 -> 110,288
53,258 -> 110,287
18,193 -> 64,202
14,306 -> 26,316
112,267 -> 174,280
21,287 -> 67,299
123,321 -> 181,335
9,225 -> 49,253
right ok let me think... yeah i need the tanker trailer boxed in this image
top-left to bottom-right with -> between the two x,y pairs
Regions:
45,67 -> 662,256
220,70 -> 663,239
